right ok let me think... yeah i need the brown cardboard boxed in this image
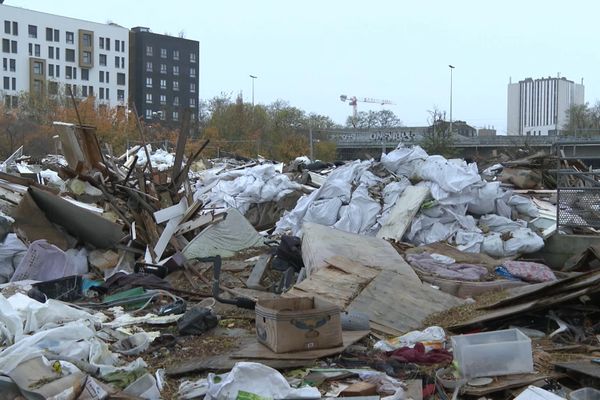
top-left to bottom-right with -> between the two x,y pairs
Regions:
255,296 -> 343,353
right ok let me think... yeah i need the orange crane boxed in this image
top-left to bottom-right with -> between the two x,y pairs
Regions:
340,94 -> 394,126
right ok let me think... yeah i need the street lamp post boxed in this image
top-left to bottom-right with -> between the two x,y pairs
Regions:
449,65 -> 455,135
249,75 -> 257,107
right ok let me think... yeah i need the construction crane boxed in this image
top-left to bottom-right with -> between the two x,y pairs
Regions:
340,95 -> 394,127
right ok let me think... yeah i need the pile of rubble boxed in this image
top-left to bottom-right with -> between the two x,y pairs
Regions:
0,120 -> 598,399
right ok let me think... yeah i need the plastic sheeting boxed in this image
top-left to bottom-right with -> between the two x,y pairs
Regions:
136,146 -> 175,172
0,234 -> 27,284
333,184 -> 380,235
194,164 -> 302,215
406,253 -> 489,281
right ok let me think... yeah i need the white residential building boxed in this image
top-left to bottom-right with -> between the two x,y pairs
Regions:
507,76 -> 584,136
1,4 -> 129,108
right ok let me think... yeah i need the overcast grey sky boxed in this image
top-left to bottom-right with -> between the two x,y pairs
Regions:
9,0 -> 599,133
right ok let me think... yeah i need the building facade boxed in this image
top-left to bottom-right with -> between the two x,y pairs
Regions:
478,127 -> 496,137
129,27 -> 199,126
1,4 -> 129,108
507,76 -> 584,136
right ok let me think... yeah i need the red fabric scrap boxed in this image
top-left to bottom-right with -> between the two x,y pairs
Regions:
386,342 -> 453,365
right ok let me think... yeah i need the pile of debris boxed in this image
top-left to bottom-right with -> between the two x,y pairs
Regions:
0,120 -> 598,399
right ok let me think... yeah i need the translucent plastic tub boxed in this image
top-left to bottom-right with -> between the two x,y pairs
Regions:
451,328 -> 533,378
569,388 -> 600,400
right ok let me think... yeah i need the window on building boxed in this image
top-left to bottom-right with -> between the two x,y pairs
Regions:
99,87 -> 104,100
83,51 -> 91,65
66,66 -> 73,79
146,45 -> 153,56
48,81 -> 58,95
82,86 -> 88,97
145,109 -> 152,119
160,79 -> 166,89
49,64 -> 54,77
114,56 -> 119,68
55,65 -> 60,77
81,68 -> 89,81
145,77 -> 152,88
146,62 -> 152,72
106,88 -> 109,100
46,28 -> 53,41
117,73 -> 125,85
89,86 -> 93,96
160,63 -> 167,74
11,77 -> 15,90
33,61 -> 43,75
105,71 -> 109,83
173,81 -> 179,91
55,47 -> 60,60
160,94 -> 166,105
2,39 -> 9,53
173,111 -> 179,121
82,33 -> 92,48
99,37 -> 104,49
190,67 -> 196,77
28,43 -> 32,56
66,31 -> 74,44
34,44 -> 40,57
4,21 -> 10,34
191,113 -> 196,121
2,77 -> 8,90
190,98 -> 196,108
121,57 -> 125,69
190,83 -> 196,93
33,80 -> 43,95
145,93 -> 152,104
2,58 -> 6,71
28,25 -> 37,38
190,53 -> 197,63
99,54 -> 107,66
12,22 -> 17,36
173,50 -> 179,60
99,71 -> 104,82
173,96 -> 179,106
10,41 -> 16,53
48,46 -> 54,59
115,40 -> 120,52
173,65 -> 179,75
121,41 -> 125,52
106,38 -> 110,51
9,59 -> 15,72
160,48 -> 167,58
73,67 -> 77,79
117,89 -> 125,102
66,48 -> 75,62
53,29 -> 59,42
159,111 -> 165,120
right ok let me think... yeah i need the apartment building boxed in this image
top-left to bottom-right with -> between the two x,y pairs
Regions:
1,4 -> 129,108
507,76 -> 584,136
129,27 -> 199,126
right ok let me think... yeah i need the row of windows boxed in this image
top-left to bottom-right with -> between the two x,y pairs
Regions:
1,58 -> 16,72
4,95 -> 18,108
145,109 -> 182,121
2,76 -> 16,90
49,82 -> 125,102
4,21 -> 18,36
144,78 -> 196,93
145,46 -> 196,63
145,93 -> 196,107
145,62 -> 195,77
99,37 -> 126,52
1,39 -> 17,54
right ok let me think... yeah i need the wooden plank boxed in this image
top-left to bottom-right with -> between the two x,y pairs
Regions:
462,373 -> 561,396
56,123 -> 86,171
154,198 -> 187,224
154,215 -> 183,261
231,330 -> 369,360
348,270 -> 464,333
180,201 -> 202,224
246,254 -> 273,290
174,212 -> 225,236
171,109 -> 190,182
377,186 -> 430,241
555,360 -> 600,380
78,125 -> 106,173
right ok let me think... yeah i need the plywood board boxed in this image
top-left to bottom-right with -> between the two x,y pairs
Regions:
377,186 -> 429,241
462,373 -> 560,396
231,330 -> 369,360
555,360 -> 600,379
348,270 -> 464,333
301,222 -> 419,282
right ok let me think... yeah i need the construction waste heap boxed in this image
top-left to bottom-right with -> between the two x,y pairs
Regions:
0,120 -> 599,400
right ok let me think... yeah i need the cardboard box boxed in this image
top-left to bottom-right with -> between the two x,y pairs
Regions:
255,297 -> 343,353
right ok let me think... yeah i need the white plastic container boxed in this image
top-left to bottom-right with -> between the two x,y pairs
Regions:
451,328 -> 533,378
569,388 -> 600,400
